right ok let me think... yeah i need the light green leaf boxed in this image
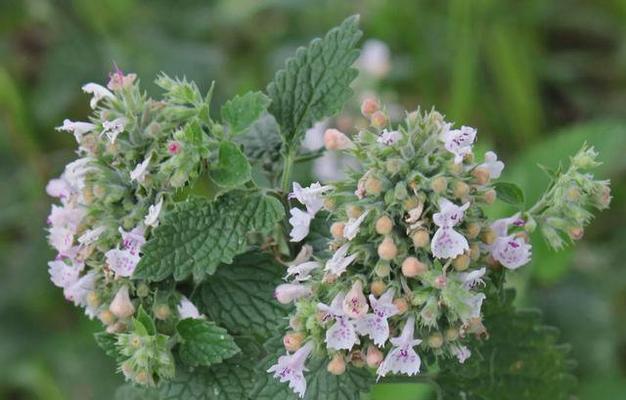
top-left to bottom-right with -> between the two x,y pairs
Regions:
267,15 -> 362,146
210,141 -> 252,187
135,305 -> 156,336
195,252 -> 290,338
493,182 -> 525,207
177,319 -> 240,368
251,336 -> 374,400
134,191 -> 284,282
221,91 -> 271,135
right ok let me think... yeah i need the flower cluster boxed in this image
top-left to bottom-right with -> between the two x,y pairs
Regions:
271,101 -> 585,397
45,69 -> 214,385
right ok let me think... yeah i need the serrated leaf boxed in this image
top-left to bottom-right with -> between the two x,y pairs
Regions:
177,319 -> 240,368
134,191 -> 284,282
210,141 -> 252,187
267,15 -> 362,146
435,289 -> 576,400
94,332 -> 123,362
493,182 -> 525,206
194,252 -> 290,338
221,91 -> 271,135
251,336 -> 374,400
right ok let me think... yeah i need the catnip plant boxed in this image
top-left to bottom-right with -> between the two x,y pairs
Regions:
45,16 -> 610,400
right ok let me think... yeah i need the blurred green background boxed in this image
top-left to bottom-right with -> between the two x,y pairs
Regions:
1,0 -> 625,399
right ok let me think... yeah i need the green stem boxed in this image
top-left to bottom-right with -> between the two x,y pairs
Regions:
280,147 -> 295,193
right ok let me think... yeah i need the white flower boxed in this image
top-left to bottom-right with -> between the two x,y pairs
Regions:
119,226 -> 145,255
48,259 -> 84,289
78,226 -> 106,246
491,236 -> 532,270
442,125 -> 477,164
450,344 -> 471,364
274,283 -> 312,304
49,226 -> 76,254
64,271 -> 98,308
82,83 -> 114,109
285,261 -> 320,282
490,213 -> 523,237
178,296 -> 202,319
318,293 -> 359,351
267,341 -> 314,398
56,119 -> 96,143
288,208 -> 313,242
342,280 -> 369,319
357,39 -> 391,78
101,117 -> 126,143
130,155 -> 151,184
457,267 -> 487,289
458,293 -> 486,323
343,210 -> 369,240
431,199 -> 470,259
105,248 -> 140,277
46,178 -> 72,201
377,316 -> 422,379
324,243 -> 357,277
289,182 -> 332,214
479,151 -> 504,179
377,129 -> 402,146
48,204 -> 84,231
63,157 -> 94,191
145,197 -> 164,227
356,289 -> 399,347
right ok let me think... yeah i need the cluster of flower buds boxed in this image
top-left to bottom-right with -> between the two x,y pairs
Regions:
272,102 -> 544,397
45,68 -> 212,385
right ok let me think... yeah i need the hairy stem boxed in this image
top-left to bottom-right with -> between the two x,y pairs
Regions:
280,146 -> 295,193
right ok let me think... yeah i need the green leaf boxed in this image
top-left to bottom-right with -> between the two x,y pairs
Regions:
176,319 -> 240,368
210,141 -> 252,187
250,336 -> 374,400
221,91 -> 271,135
493,182 -> 525,207
94,332 -> 123,362
135,305 -> 156,336
134,191 -> 284,282
266,15 -> 362,146
236,113 -> 283,173
194,252 -> 290,337
435,289 -> 576,400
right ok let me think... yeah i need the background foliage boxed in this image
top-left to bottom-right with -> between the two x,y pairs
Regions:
0,0 -> 624,398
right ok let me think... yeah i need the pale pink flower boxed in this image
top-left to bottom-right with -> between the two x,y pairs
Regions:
377,316 -> 422,379
431,199 -> 470,259
46,178 -> 72,200
324,243 -> 357,277
49,226 -> 75,254
356,289 -> 399,346
457,267 -> 487,289
107,68 -> 137,91
288,208 -> 313,242
318,292 -> 359,351
342,280 -> 369,319
343,210 -> 369,240
64,271 -> 98,307
130,155 -> 151,184
101,117 -> 126,143
55,119 -> 96,143
285,261 -> 320,282
289,182 -> 332,214
357,39 -> 391,78
105,248 -> 140,277
48,259 -> 84,289
491,236 -> 532,270
377,129 -> 402,146
274,283 -> 312,304
78,226 -> 106,246
267,341 -> 314,398
144,197 -> 164,227
178,296 -> 202,319
450,344 -> 471,364
442,126 -> 477,164
479,151 -> 504,179
82,83 -> 114,109
458,293 -> 486,323
119,226 -> 145,255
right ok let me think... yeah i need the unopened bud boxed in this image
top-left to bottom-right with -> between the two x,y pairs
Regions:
99,310 -> 116,326
330,222 -> 345,239
370,111 -> 388,129
375,262 -> 391,277
324,129 -> 353,151
377,237 -> 398,260
385,159 -> 402,175
466,222 -> 481,239
361,97 -> 380,117
349,349 -> 366,368
480,228 -> 497,245
365,176 -> 383,196
445,327 -> 459,341
428,333 -> 444,349
566,187 -> 581,202
109,285 -> 135,319
431,176 -> 448,193
411,230 -> 430,248
283,331 -> 305,352
483,189 -> 497,205
327,354 -> 346,375
393,298 -> 409,314
452,181 -> 470,198
323,197 -> 336,211
346,205 -> 363,219
366,345 -> 383,367
434,275 -> 447,289
87,291 -> 101,309
472,167 -> 490,185
167,141 -> 182,155
375,216 -> 394,235
106,321 -> 127,334
401,256 -> 427,277
470,242 -> 481,261
154,304 -> 171,320
403,197 -> 420,210
568,227 -> 584,240
136,282 -> 150,298
452,254 -> 470,271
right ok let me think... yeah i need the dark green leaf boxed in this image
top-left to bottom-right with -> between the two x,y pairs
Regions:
236,113 -> 283,174
493,182 -> 525,206
134,191 -> 284,282
221,91 -> 271,135
176,319 -> 240,367
267,15 -> 362,146
210,141 -> 252,187
94,332 -> 123,362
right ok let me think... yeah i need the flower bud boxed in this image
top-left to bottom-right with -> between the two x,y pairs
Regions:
366,345 -> 383,367
330,222 -> 345,239
347,205 -> 363,219
167,141 -> 182,155
154,304 -> 171,320
343,281 -> 369,318
452,181 -> 470,198
430,176 -> 448,193
109,286 -> 135,319
483,189 -> 497,205
403,197 -> 420,210
393,298 -> 409,314
377,237 -> 398,260
465,222 -> 481,239
349,349 -> 366,368
327,354 -> 346,375
323,197 -> 336,211
452,254 -> 470,271
274,283 -> 311,304
568,227 -> 584,240
283,331 -> 305,352
472,167 -> 490,185
375,215 -> 394,235
365,176 -> 383,196
87,291 -> 101,309
99,310 -> 116,326
361,97 -> 380,117
324,129 -> 353,151
470,242 -> 481,261
411,230 -> 430,248
136,282 -> 150,298
375,262 -> 391,277
427,332 -> 444,349
445,327 -> 459,341
385,159 -> 402,175
434,275 -> 447,289
566,187 -> 581,202
401,256 -> 427,277
370,111 -> 388,129
370,280 -> 386,296
106,321 -> 127,334
480,228 -> 497,245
